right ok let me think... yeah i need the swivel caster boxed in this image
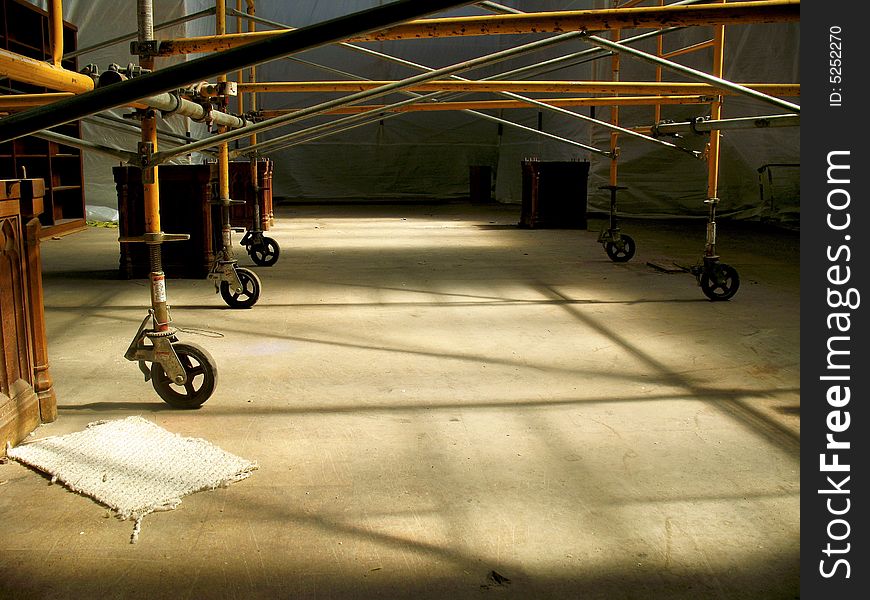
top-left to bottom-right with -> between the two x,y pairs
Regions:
151,342 -> 218,409
247,237 -> 280,267
604,234 -> 636,263
699,262 -> 740,301
220,266 -> 261,308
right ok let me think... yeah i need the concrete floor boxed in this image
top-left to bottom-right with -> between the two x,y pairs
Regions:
0,202 -> 799,599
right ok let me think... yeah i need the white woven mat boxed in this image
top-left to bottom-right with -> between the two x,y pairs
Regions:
7,416 -> 257,542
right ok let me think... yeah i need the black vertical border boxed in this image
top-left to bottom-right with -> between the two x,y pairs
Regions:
801,0 -> 867,597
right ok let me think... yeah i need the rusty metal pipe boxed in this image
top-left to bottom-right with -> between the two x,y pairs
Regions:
153,1 -> 799,54
258,95 -> 710,116
236,80 -> 799,96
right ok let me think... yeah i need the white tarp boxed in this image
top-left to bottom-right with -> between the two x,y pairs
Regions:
35,0 -> 799,220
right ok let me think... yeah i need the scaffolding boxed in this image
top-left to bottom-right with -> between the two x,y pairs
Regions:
0,0 -> 801,405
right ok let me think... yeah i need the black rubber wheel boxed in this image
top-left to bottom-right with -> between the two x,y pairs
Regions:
604,234 -> 636,263
700,262 -> 740,301
248,237 -> 280,267
220,267 -> 261,308
151,342 -> 218,409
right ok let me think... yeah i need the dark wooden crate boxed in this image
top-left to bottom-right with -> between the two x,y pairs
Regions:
115,165 -> 216,279
519,161 -> 589,229
228,159 -> 273,231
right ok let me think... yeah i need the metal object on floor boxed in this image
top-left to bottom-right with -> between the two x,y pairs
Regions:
693,8 -> 739,302
208,158 -> 262,308
123,309 -> 218,409
117,1 -> 220,408
597,185 -> 636,263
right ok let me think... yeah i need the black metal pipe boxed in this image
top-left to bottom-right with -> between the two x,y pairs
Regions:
0,0 -> 472,144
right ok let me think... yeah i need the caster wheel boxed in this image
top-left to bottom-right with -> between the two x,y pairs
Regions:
604,234 -> 636,262
700,262 -> 740,301
151,342 -> 218,409
248,237 -> 280,267
220,267 -> 261,308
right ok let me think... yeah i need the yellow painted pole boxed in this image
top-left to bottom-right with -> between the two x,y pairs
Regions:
216,0 -> 230,205
49,0 -> 64,66
141,112 -> 172,331
246,0 -> 262,227
253,95 -> 710,117
0,49 -> 94,93
0,93 -> 74,109
247,0 -> 258,147
707,11 -> 726,200
235,80 -> 799,96
609,24 -> 620,188
705,1 -> 727,258
151,1 -> 800,55
142,116 -> 161,234
662,39 -> 716,59
236,0 -> 244,117
655,0 -> 664,124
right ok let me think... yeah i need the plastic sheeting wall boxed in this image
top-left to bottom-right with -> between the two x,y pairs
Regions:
35,0 -> 798,220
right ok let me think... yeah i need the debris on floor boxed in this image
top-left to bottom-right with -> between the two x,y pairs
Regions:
480,569 -> 512,590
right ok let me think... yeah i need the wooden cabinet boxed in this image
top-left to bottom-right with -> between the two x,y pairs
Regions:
115,165 -> 217,279
0,0 -> 87,238
520,160 -> 589,229
1,178 -> 57,456
228,159 -> 274,231
116,161 -> 275,279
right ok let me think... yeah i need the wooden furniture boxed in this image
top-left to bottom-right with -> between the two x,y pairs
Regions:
228,159 -> 273,231
1,178 -> 57,456
0,0 -> 87,238
115,165 -> 217,279
469,165 -> 493,204
519,160 -> 590,229
116,161 -> 276,279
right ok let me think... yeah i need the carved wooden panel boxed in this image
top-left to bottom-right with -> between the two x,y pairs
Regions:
0,200 -> 39,453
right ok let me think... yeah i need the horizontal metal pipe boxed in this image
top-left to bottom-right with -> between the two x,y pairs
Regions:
258,95 -> 710,117
238,80 -> 800,97
141,90 -> 247,128
91,113 -> 195,144
652,113 -> 799,134
33,129 -> 138,163
0,93 -> 73,110
351,0 -> 800,41
84,115 -> 217,155
154,1 -> 799,54
0,0 -> 474,144
661,38 -> 715,59
63,8 -> 216,60
0,88 -> 245,128
0,49 -> 95,93
250,100 -> 607,158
